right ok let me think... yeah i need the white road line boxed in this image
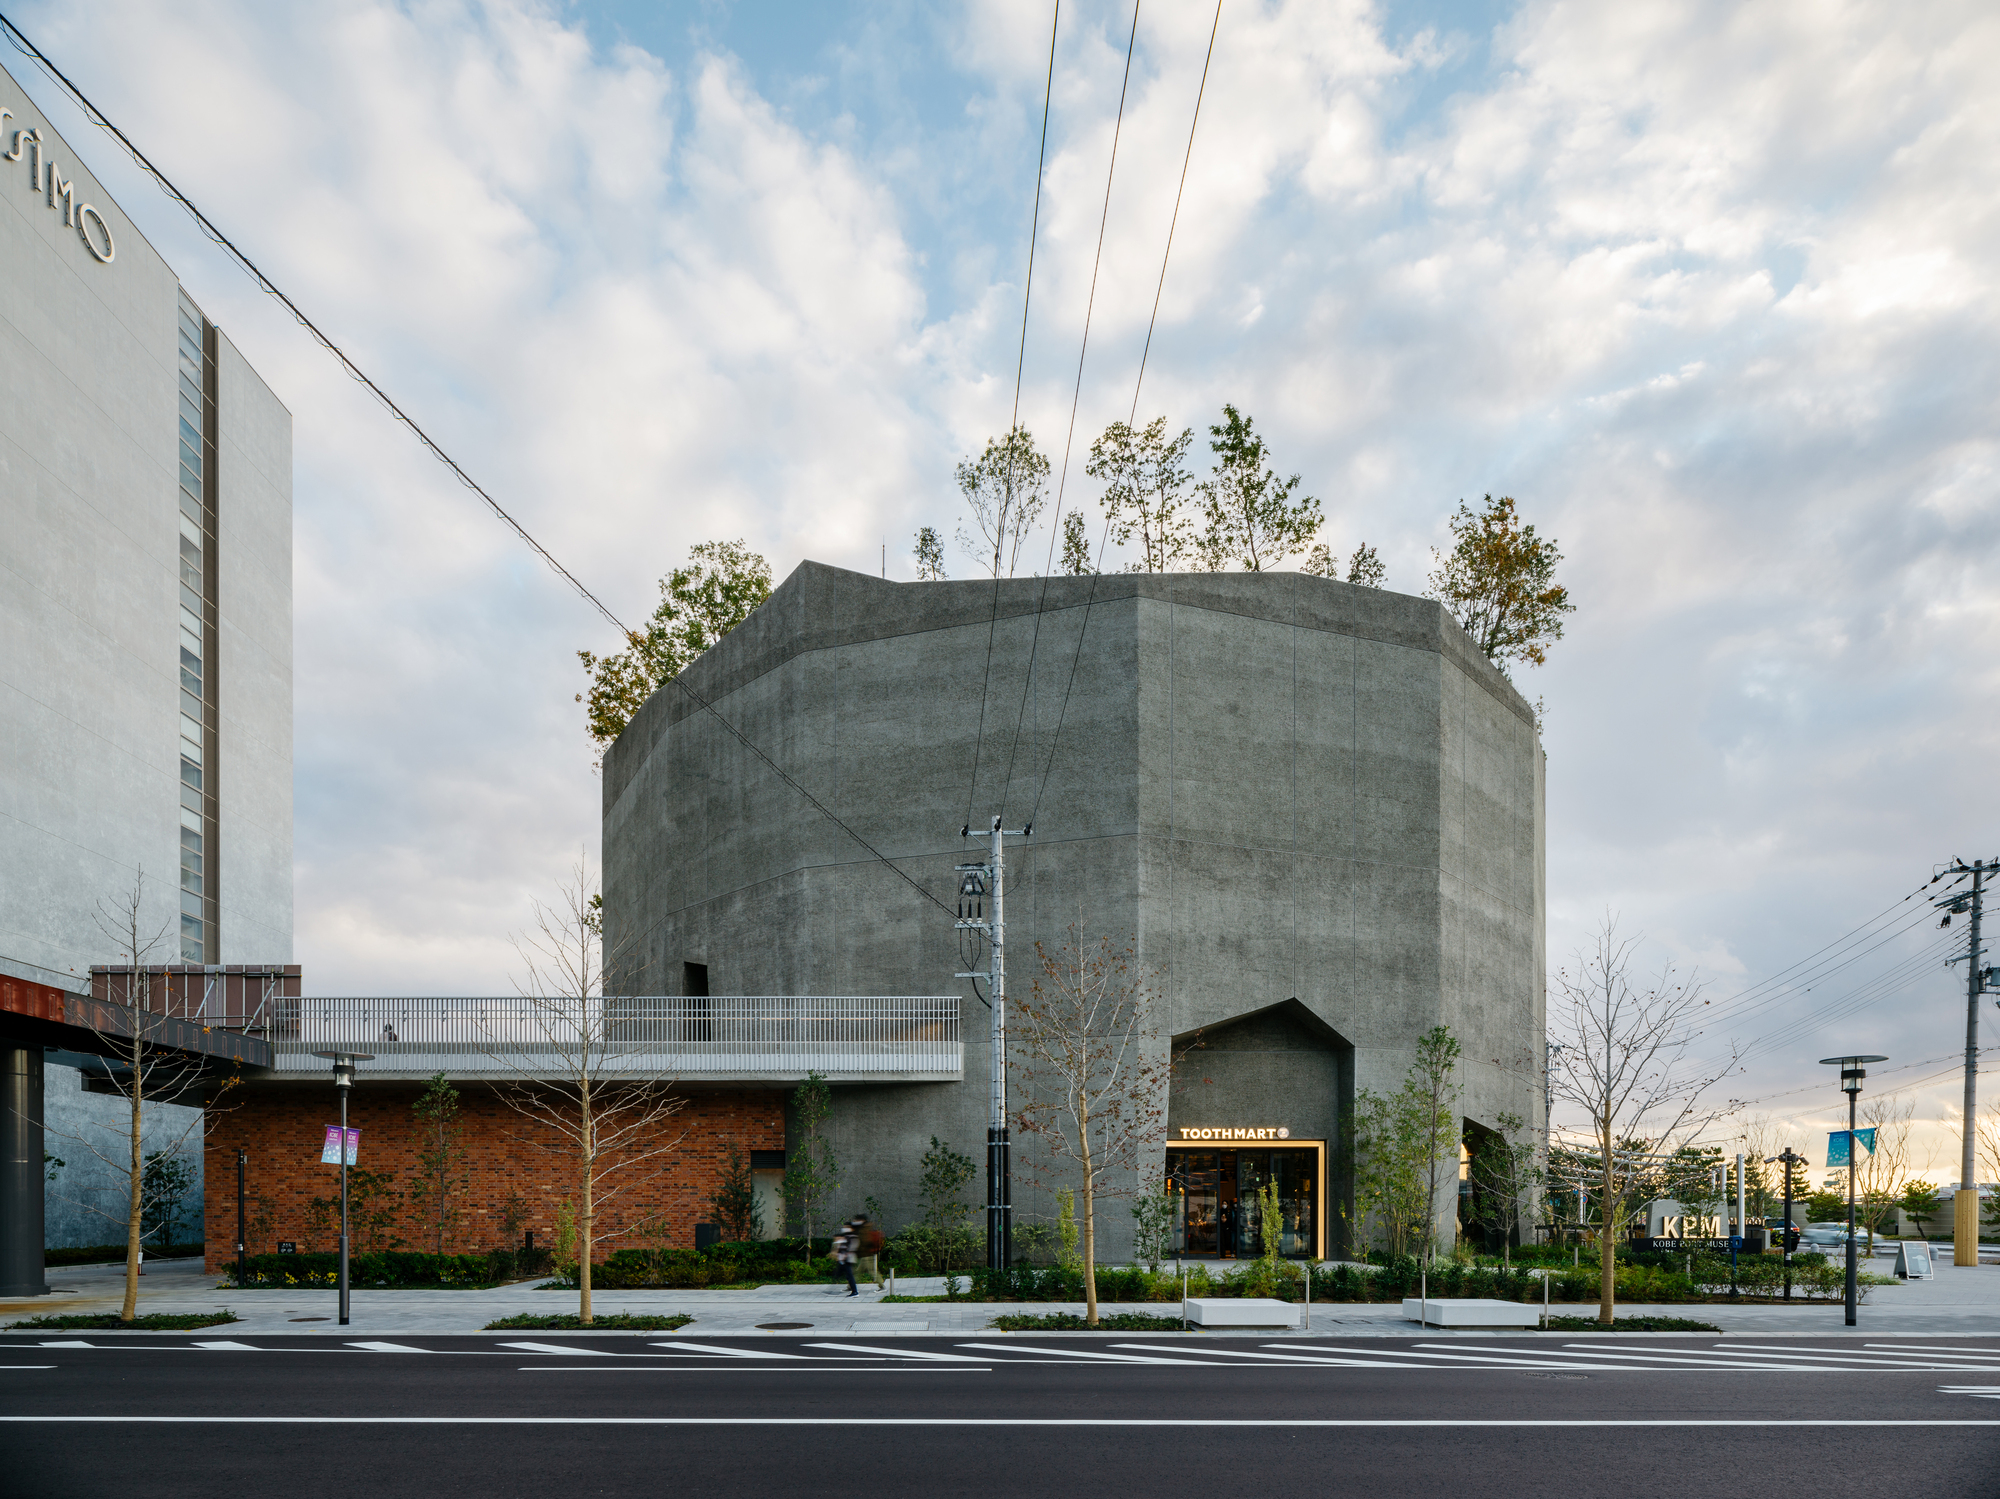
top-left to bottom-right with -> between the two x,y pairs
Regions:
192,1342 -> 262,1351
954,1343 -> 1211,1365
647,1342 -> 806,1359
1869,1344 -> 2000,1356
1722,1344 -> 2000,1366
1658,1346 -> 2000,1371
1529,1347 -> 1871,1371
1114,1345 -> 1403,1367
2,1415 -> 1996,1427
1284,1347 -> 1647,1371
804,1343 -> 987,1361
1561,1344 -> 1995,1371
1939,1387 -> 2000,1398
37,1342 -> 92,1349
516,1366 -> 987,1374
497,1342 -> 621,1357
0,1365 -> 54,1369
345,1342 -> 430,1354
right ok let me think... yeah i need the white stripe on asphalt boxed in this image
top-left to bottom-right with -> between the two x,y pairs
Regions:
1530,1347 -> 1875,1371
1722,1344 -> 2000,1367
1562,1344 -> 2000,1371
647,1342 -> 806,1359
1869,1344 -> 2000,1356
2,1415 -> 1996,1426
192,1342 -> 261,1351
1285,1346 -> 1651,1371
804,1343 -> 988,1361
37,1342 -> 91,1349
0,1366 -> 54,1369
954,1343 -> 1210,1364
1650,1346 -> 2000,1371
346,1342 -> 430,1354
497,1342 -> 621,1357
516,1366 -> 987,1374
1114,1345 -> 1421,1367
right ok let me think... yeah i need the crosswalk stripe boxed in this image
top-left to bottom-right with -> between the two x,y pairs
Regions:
647,1342 -> 805,1359
954,1343 -> 1209,1365
804,1343 -> 986,1361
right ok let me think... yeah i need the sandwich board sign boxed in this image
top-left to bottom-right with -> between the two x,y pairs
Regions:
1894,1241 -> 1933,1280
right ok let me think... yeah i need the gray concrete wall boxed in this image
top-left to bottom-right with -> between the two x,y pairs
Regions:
41,1067 -> 204,1251
603,562 -> 1545,1260
0,60 -> 293,985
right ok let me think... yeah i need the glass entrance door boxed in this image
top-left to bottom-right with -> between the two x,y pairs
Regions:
1168,1145 -> 1320,1259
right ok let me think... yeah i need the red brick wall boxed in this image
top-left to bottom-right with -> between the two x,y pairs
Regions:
202,1083 -> 784,1270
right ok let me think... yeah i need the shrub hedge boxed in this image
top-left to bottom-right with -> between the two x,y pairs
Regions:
225,1246 -> 552,1289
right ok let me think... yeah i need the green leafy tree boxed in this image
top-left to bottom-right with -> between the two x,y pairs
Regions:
1129,1175 -> 1178,1273
914,525 -> 947,581
708,1146 -> 765,1243
956,425 -> 1051,578
782,1071 -> 840,1257
1465,1113 -> 1540,1266
411,1072 -> 469,1255
1347,543 -> 1386,588
1059,510 -> 1094,575
1353,1028 -> 1463,1263
1902,1180 -> 1942,1237
914,1136 -> 979,1274
1424,494 -> 1574,672
310,1168 -> 405,1253
576,539 -> 773,751
139,1149 -> 198,1249
1086,416 -> 1196,572
1194,405 -> 1324,572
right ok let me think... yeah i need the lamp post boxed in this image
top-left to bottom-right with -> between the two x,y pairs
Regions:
235,1146 -> 247,1287
1820,1055 -> 1887,1328
311,1051 -> 373,1326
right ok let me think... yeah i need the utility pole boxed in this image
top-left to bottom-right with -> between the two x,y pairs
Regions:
1933,858 -> 1998,1268
956,816 -> 1030,1271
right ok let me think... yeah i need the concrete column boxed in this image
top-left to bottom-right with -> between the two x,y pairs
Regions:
0,1047 -> 48,1296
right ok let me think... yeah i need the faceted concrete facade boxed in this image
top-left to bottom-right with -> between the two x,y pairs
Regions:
602,563 -> 1545,1258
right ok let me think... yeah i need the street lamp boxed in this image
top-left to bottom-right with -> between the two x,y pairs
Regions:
311,1051 -> 374,1326
1820,1054 -> 1887,1328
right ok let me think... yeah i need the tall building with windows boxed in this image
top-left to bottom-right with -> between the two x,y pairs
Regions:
0,60 -> 293,1270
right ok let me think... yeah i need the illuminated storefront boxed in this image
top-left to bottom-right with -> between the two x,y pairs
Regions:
1166,1128 -> 1324,1260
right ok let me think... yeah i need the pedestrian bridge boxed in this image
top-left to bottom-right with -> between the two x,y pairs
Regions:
264,994 -> 963,1083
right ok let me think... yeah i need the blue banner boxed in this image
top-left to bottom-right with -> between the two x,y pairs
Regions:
1827,1128 -> 1877,1167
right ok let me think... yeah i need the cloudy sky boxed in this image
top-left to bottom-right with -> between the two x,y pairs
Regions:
12,0 -> 1997,1176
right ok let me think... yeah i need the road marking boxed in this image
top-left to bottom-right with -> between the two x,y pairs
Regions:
1556,1344 -> 1997,1371
954,1343 -> 1209,1365
804,1343 -> 987,1361
516,1366 -> 987,1374
1115,1345 -> 1391,1366
0,1366 -> 54,1369
344,1342 -> 431,1354
1641,1346 -> 2000,1371
1287,1347 -> 1643,1371
1940,1387 -> 2000,1398
1870,1344 -> 2000,1356
497,1342 -> 621,1357
1,1415 -> 1996,1427
647,1342 -> 806,1359
1720,1344 -> 2000,1367
37,1342 -> 92,1349
192,1342 -> 261,1351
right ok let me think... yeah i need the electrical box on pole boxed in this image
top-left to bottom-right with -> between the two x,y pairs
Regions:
955,816 -> 1029,1272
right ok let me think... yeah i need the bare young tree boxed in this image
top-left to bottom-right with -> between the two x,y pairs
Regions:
1549,918 -> 1740,1325
60,870 -> 230,1321
484,861 -> 685,1324
1854,1095 -> 1915,1251
1012,927 -> 1173,1327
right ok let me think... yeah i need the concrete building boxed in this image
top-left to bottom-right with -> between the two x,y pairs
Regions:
601,562 -> 1547,1262
0,60 -> 293,1286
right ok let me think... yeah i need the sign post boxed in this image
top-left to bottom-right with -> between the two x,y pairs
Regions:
311,1051 -> 373,1327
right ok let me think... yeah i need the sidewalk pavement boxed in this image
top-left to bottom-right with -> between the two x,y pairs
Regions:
11,1252 -> 2000,1338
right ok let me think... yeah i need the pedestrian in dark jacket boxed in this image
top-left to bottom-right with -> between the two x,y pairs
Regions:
833,1215 -> 868,1297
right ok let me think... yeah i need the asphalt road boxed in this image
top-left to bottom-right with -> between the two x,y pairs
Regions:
5,1332 -> 2000,1498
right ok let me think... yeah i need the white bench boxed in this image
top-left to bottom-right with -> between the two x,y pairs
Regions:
1183,1297 -> 1302,1328
1401,1297 -> 1541,1328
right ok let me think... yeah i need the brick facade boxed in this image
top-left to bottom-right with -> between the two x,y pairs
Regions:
203,1083 -> 784,1270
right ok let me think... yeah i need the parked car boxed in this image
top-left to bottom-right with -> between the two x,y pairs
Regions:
1799,1222 -> 1860,1250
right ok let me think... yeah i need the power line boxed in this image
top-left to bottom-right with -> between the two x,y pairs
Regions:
0,11 -> 955,920
999,0 -> 1143,817
1028,0 -> 1222,826
965,0 -> 1062,829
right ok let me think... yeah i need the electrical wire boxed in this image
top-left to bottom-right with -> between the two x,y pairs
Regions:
0,10 -> 957,920
965,0 -> 1062,829
1026,0 -> 1222,827
997,0 -> 1143,819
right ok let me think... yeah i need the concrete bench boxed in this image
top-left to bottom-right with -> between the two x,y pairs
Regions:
1401,1297 -> 1541,1328
1183,1297 -> 1301,1328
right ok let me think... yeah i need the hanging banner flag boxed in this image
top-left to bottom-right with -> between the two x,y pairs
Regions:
321,1126 -> 359,1166
1826,1129 -> 1878,1168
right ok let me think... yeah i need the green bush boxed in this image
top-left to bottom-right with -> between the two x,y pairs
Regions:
224,1246 -> 551,1289
46,1243 -> 203,1267
588,1238 -> 842,1289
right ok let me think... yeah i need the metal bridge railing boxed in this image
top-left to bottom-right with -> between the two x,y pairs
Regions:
266,995 -> 962,1081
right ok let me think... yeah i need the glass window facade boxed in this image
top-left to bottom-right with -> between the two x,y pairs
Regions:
1167,1145 -> 1321,1259
175,290 -> 218,963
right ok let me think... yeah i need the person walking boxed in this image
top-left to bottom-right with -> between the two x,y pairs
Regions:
833,1215 -> 865,1297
